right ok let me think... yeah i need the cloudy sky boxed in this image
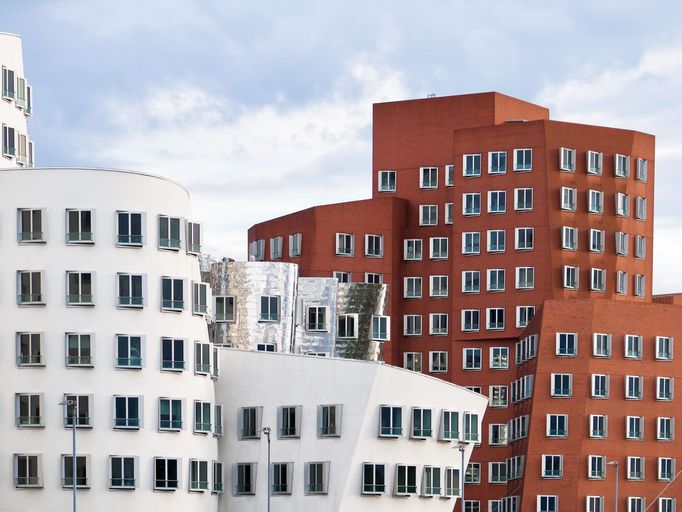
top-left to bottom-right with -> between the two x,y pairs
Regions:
4,1 -> 682,292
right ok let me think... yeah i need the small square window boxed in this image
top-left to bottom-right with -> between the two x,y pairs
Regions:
420,167 -> 438,189
66,209 -> 94,244
489,151 -> 507,174
515,227 -> 534,250
514,148 -> 532,171
419,205 -> 438,226
463,193 -> 481,215
365,234 -> 383,257
335,233 -> 354,256
514,188 -> 533,211
18,208 -> 45,243
378,170 -> 396,192
117,211 -> 144,246
463,154 -> 481,177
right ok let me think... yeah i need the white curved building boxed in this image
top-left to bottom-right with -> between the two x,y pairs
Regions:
0,168 -> 218,512
1,32 -> 34,167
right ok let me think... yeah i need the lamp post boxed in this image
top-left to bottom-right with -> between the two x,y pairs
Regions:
458,441 -> 467,511
607,460 -> 619,512
261,427 -> 272,512
59,399 -> 77,512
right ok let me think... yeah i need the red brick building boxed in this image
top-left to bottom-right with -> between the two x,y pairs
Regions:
249,93 -> 681,511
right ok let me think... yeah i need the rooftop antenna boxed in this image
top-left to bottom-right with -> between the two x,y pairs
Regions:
427,93 -> 436,98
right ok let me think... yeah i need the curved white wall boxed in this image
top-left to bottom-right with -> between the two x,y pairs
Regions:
0,168 -> 217,511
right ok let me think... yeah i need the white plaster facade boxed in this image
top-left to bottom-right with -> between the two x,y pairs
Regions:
0,32 -> 33,167
216,349 -> 487,512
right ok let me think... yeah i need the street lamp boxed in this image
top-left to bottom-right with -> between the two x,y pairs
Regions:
607,460 -> 619,512
59,399 -> 77,512
457,441 -> 467,511
260,427 -> 272,512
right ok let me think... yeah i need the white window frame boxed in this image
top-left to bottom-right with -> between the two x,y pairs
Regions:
487,229 -> 505,252
489,151 -> 506,174
515,267 -> 534,290
515,227 -> 533,250
488,190 -> 506,214
463,154 -> 482,177
514,188 -> 533,211
560,147 -> 576,172
430,237 -> 448,259
378,170 -> 396,192
462,232 -> 481,255
335,233 -> 354,256
587,151 -> 603,175
462,270 -> 480,293
615,153 -> 631,178
463,193 -> 482,216
419,204 -> 438,226
560,186 -> 577,211
514,148 -> 532,172
430,313 -> 448,336
635,235 -> 646,257
403,276 -> 422,299
420,166 -> 438,189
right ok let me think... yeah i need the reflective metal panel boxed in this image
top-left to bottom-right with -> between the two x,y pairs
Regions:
335,283 -> 389,362
294,278 -> 338,355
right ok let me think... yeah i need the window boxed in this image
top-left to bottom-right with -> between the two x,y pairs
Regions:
272,462 -> 293,494
65,209 -> 94,243
465,463 -> 481,484
445,202 -> 454,224
563,265 -> 579,289
159,398 -> 182,430
587,151 -> 603,175
627,456 -> 644,480
194,341 -> 211,374
336,233 -> 354,255
489,151 -> 506,174
318,405 -> 342,437
590,415 -> 607,438
269,236 -> 282,259
628,498 -> 645,512
3,123 -> 16,157
560,147 -> 576,171
249,239 -> 265,261
114,395 -> 141,429
214,296 -> 235,322
462,348 -> 482,370
615,153 -> 631,177
488,190 -> 506,213
14,454 -> 42,488
66,271 -> 94,306
430,237 -> 449,260
395,464 -> 417,495
212,461 -> 224,493
428,275 -> 448,298
371,315 -> 390,341
464,412 -> 480,442
659,457 -> 675,481
588,229 -> 604,252
403,277 -> 422,299
593,333 -> 612,357
26,86 -> 33,117
517,306 -> 535,328
61,455 -> 90,488
446,164 -> 455,186
378,170 -> 396,192
278,405 -> 301,438
464,154 -> 481,176
403,315 -> 422,336
513,148 -> 532,171
658,417 -> 674,441
116,335 -> 142,368
333,271 -> 351,283
213,403 -> 223,435
490,347 -> 509,369
65,333 -> 92,367
18,208 -> 44,242
616,271 -> 628,294
189,459 -> 209,491
656,336 -> 673,360
487,269 -> 505,292
516,267 -> 534,289
592,374 -> 609,398
515,227 -> 534,250
117,273 -> 144,308
556,333 -> 577,356
15,393 -> 43,427
117,211 -> 143,246
490,424 -> 508,446
420,166 -> 438,188
551,373 -> 572,397
2,66 -> 16,99
462,271 -> 480,293
259,295 -> 280,321
591,268 -> 606,291
659,498 -> 676,512
362,463 -> 386,494
379,405 -> 402,437
488,229 -> 505,252
404,239 -> 422,260
421,466 -> 441,496
403,351 -> 422,371
587,189 -> 604,214
187,222 -> 201,254
635,274 -> 645,297
588,456 -> 605,479
587,496 -> 604,512
487,308 -> 505,330
366,273 -> 382,285
306,306 -> 328,331
538,496 -> 558,512
615,232 -> 629,256
234,463 -> 256,494
365,234 -> 383,257
463,232 -> 481,254
561,187 -> 577,211
547,414 -> 567,438
463,193 -> 481,215
438,410 -> 459,440
305,461 -> 330,494
289,233 -> 302,257
427,352 -> 446,374
625,375 -> 643,399
636,158 -> 648,182
625,335 -> 642,359
420,204 -> 438,226
515,188 -> 533,211
239,406 -> 262,439
152,457 -> 179,490
159,215 -> 181,249
430,313 -> 448,335
462,310 -> 480,332
542,455 -> 563,478
16,332 -> 43,366
337,314 -> 358,339
161,337 -> 185,371
411,407 -> 433,438
616,192 -> 630,216
636,197 -> 647,220
562,226 -> 578,250
657,376 -> 674,400
161,277 -> 184,311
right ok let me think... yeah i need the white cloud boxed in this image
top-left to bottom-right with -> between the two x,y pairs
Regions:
80,59 -> 409,261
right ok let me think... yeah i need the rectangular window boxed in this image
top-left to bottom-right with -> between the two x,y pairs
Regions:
462,271 -> 480,293
657,417 -> 674,441
249,239 -> 265,261
235,463 -> 256,494
411,407 -> 433,438
488,190 -> 506,213
365,234 -> 383,257
563,265 -> 579,289
404,277 -> 422,298
489,151 -> 506,174
465,463 -> 481,483
421,466 -> 441,496
289,233 -> 302,257
159,397 -> 182,430
239,406 -> 262,439
515,227 -> 534,250
337,314 -> 358,339
117,273 -> 144,308
490,424 -> 508,446
403,315 -> 422,337
61,454 -> 90,488
486,308 -> 505,330
430,237 -> 448,259
659,498 -> 676,512
161,337 -> 185,371
403,239 -> 422,260
445,202 -> 454,224
362,463 -> 386,494
420,167 -> 438,188
626,416 -> 644,440
586,496 -> 604,512
378,170 -> 396,192
430,313 -> 448,335
589,229 -> 605,252
278,405 -> 302,438
635,274 -> 646,297
538,496 -> 559,512
616,271 -> 628,295
516,267 -> 534,289
214,296 -> 235,322
189,459 -> 209,491
66,209 -> 94,243
590,414 -> 607,439
18,208 -> 44,242
154,457 -> 179,490
556,333 -> 577,356
514,148 -> 532,171
464,412 -> 479,442
114,395 -> 141,429
587,456 -> 605,479
516,306 -> 535,328
371,315 -> 390,341
419,205 -> 438,226
462,310 -> 480,332
592,374 -> 609,398
487,229 -> 505,252
636,197 -> 647,220
588,190 -> 604,214
463,232 -> 481,254
625,335 -> 643,359
66,271 -> 94,306
591,268 -> 606,291
593,333 -> 612,357
542,454 -> 563,478
116,335 -> 142,368
587,151 -> 603,175
403,352 -> 422,371
464,154 -> 481,176
429,351 -> 448,373
636,158 -> 648,182
463,193 -> 482,215
395,464 -> 417,495
269,236 -> 282,260
560,147 -> 576,172
2,123 -> 16,156
625,375 -> 643,399
306,306 -> 328,331
562,226 -> 578,250
551,373 -> 572,397
439,410 -> 459,440
15,454 -> 43,488
659,457 -> 675,481
657,376 -> 674,400
65,333 -> 93,367
271,462 -> 293,494
333,271 -> 351,283
514,188 -> 533,211
336,233 -> 354,255
463,348 -> 482,370
259,295 -> 280,321
561,187 -> 577,211
187,222 -> 201,254
616,192 -> 630,216
318,405 -> 342,437
628,498 -> 645,512
16,393 -> 43,427
656,336 -> 673,360
305,461 -> 329,494
615,153 -> 631,177
430,275 -> 448,297
547,414 -> 568,438
159,215 -> 181,249
487,269 -> 505,292
117,211 -> 143,246
379,405 -> 402,437
2,66 -> 16,99
194,341 -> 211,375
16,332 -> 43,366
490,347 -> 509,369
615,232 -> 629,256
446,164 -> 454,186
161,277 -> 184,311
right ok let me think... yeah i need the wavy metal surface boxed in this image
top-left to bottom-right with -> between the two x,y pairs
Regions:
335,282 -> 389,361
